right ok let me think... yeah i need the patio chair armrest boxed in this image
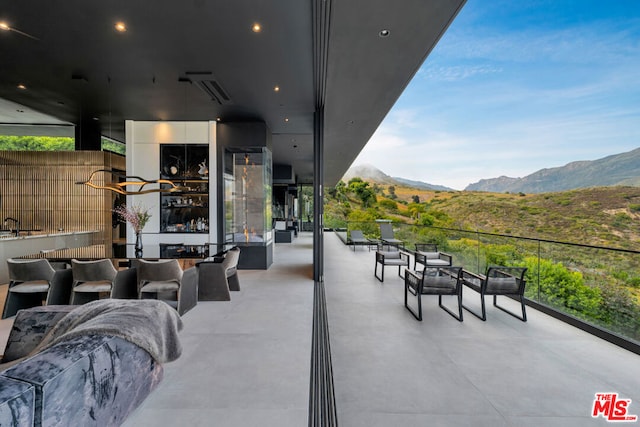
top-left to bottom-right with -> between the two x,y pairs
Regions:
461,269 -> 484,281
439,252 -> 453,263
404,269 -> 422,294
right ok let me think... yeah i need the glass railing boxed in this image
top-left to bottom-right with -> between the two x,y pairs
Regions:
342,221 -> 640,347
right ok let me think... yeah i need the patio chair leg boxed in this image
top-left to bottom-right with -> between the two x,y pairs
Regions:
438,295 -> 463,321
493,295 -> 527,322
374,262 -> 384,282
462,291 -> 487,321
404,285 -> 422,321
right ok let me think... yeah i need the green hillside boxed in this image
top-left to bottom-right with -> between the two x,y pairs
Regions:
325,178 -> 640,251
325,177 -> 640,342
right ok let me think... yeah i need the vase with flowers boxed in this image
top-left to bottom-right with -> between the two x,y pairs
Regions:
113,203 -> 151,258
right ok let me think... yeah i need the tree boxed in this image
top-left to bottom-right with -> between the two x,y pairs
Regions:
387,185 -> 397,200
412,195 -> 420,203
407,202 -> 425,220
347,177 -> 376,207
0,136 -> 74,151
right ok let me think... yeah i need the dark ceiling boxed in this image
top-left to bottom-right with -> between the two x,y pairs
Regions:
0,0 -> 466,185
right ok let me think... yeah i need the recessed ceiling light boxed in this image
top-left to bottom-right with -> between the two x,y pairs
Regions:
379,29 -> 390,37
17,84 -> 26,90
115,22 -> 127,32
0,22 -> 10,31
252,23 -> 262,33
216,117 -> 221,122
274,86 -> 280,92
284,118 -> 289,122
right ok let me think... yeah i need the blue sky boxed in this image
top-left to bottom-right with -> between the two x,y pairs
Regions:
353,0 -> 640,190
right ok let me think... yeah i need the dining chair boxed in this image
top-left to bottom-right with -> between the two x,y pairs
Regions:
137,259 -> 185,313
2,258 -> 73,319
70,258 -> 118,304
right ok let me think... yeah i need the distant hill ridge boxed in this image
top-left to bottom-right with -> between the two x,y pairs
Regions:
344,147 -> 640,193
342,164 -> 454,191
465,147 -> 640,193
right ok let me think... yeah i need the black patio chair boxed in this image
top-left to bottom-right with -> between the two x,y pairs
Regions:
413,243 -> 453,270
374,249 -> 409,282
404,266 -> 463,321
461,266 -> 528,321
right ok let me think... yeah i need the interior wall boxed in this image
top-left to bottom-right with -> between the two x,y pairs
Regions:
125,121 -> 218,257
0,150 -> 124,245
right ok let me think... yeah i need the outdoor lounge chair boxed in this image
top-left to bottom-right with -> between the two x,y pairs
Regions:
349,230 -> 377,251
461,266 -> 528,321
414,243 -> 453,270
404,266 -> 464,321
378,222 -> 404,249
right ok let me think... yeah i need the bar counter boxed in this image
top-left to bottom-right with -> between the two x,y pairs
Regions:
0,230 -> 100,284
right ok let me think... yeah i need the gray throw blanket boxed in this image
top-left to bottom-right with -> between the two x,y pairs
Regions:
29,299 -> 184,363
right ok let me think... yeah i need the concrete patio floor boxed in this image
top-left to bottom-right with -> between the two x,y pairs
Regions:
2,231 -> 639,426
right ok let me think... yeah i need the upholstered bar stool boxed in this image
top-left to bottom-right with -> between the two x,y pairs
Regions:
70,259 -> 118,305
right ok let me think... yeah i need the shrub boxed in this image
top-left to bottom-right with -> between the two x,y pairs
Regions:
378,199 -> 398,211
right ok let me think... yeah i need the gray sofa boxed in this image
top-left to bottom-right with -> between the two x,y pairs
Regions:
0,300 -> 182,426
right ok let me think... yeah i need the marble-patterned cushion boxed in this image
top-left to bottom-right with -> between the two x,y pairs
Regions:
2,305 -> 76,363
0,376 -> 35,426
3,334 -> 163,427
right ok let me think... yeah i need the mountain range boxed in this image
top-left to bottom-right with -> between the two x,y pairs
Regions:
344,147 -> 640,193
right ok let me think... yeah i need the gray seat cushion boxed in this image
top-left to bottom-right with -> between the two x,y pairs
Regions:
422,276 -> 457,293
140,281 -> 180,293
420,251 -> 441,259
384,258 -> 408,266
9,282 -> 50,293
486,277 -> 518,293
73,281 -> 113,293
424,259 -> 450,266
378,251 -> 401,259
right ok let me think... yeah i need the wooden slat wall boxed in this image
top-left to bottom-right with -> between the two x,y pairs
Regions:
0,151 -> 125,246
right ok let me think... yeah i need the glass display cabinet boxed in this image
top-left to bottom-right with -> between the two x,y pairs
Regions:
225,147 -> 272,245
159,144 -> 209,233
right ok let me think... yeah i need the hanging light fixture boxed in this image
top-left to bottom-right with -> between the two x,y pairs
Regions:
77,169 -> 188,195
